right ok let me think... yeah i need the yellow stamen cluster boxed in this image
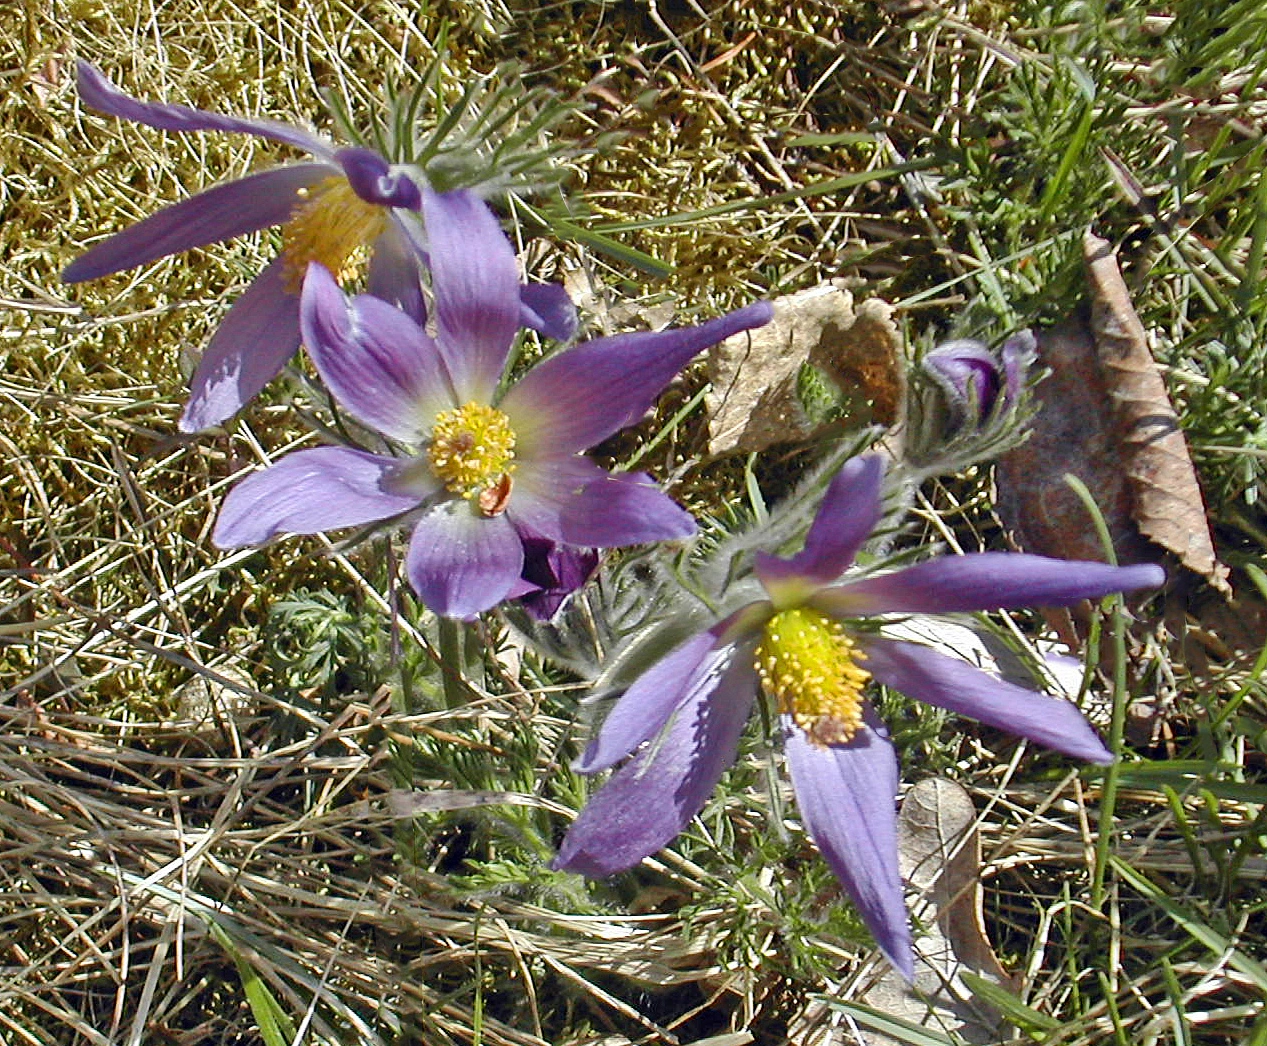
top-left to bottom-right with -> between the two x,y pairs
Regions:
281,176 -> 388,293
754,606 -> 870,747
427,402 -> 517,512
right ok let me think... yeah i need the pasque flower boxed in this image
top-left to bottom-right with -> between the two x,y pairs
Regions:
62,62 -> 575,433
213,187 -> 773,619
554,454 -> 1164,978
922,331 -> 1035,431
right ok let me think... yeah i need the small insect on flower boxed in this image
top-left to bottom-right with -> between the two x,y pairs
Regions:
62,63 -> 576,433
554,454 -> 1165,979
212,187 -> 773,620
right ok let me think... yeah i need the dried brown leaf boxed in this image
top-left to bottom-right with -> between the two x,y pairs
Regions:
705,281 -> 903,456
1083,230 -> 1228,591
997,231 -> 1228,594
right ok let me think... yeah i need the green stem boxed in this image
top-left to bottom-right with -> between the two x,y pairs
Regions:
1064,474 -> 1126,909
437,617 -> 469,710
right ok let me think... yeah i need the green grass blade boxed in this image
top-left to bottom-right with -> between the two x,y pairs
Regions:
960,972 -> 1061,1038
1111,857 -> 1267,994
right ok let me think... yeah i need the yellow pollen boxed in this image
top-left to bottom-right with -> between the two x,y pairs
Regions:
280,176 -> 388,293
754,606 -> 870,747
427,402 -> 517,510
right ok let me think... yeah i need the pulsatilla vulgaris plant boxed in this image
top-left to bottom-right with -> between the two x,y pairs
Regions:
212,187 -> 773,619
555,454 -> 1164,977
63,62 -> 576,433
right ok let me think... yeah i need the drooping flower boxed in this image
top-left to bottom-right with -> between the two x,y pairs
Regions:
62,62 -> 576,433
212,187 -> 773,619
554,454 -> 1164,978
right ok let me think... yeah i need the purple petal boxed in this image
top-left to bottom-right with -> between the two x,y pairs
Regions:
755,455 -> 885,601
812,553 -> 1165,618
923,339 -> 1002,417
422,188 -> 520,404
862,638 -> 1113,763
212,446 -> 419,548
784,712 -> 913,980
336,147 -> 421,209
405,501 -> 524,619
510,457 -> 695,547
179,256 -> 301,432
519,283 -> 578,342
299,262 -> 451,442
64,164 -> 331,283
554,654 -> 758,878
367,224 -> 425,323
575,630 -> 728,772
76,61 -> 332,158
501,301 -> 774,455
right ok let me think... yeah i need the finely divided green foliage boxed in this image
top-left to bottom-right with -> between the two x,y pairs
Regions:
2,0 -> 1265,1043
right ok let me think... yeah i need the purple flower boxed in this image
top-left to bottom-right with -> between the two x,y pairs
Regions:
922,331 -> 1035,428
212,187 -> 773,619
62,62 -> 577,433
554,454 -> 1164,978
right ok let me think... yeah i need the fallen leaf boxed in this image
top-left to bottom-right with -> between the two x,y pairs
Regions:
997,230 -> 1228,593
1083,230 -> 1228,591
705,281 -> 903,457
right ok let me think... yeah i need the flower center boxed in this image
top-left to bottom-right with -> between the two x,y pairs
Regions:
427,402 -> 517,511
754,606 -> 870,747
281,176 -> 388,293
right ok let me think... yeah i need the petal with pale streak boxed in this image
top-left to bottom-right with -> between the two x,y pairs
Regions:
180,256 -> 301,432
336,148 -> 421,209
422,188 -> 520,404
299,262 -> 450,442
405,501 -> 524,620
64,164 -> 331,282
213,446 -> 418,548
862,638 -> 1113,763
501,301 -> 774,455
554,655 -> 758,878
510,457 -> 695,547
813,553 -> 1165,618
575,631 -> 728,772
784,712 -> 913,980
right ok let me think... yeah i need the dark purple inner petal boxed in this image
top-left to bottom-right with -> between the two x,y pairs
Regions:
337,148 -> 422,209
518,283 -> 578,342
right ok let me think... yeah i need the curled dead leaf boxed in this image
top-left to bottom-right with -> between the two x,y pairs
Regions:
705,281 -> 903,457
997,230 -> 1228,594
